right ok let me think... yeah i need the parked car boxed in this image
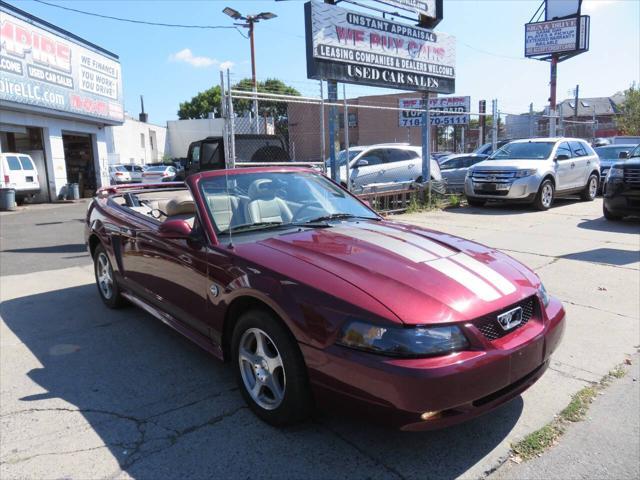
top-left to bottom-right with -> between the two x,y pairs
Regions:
109,165 -> 132,185
473,140 -> 513,156
0,152 -> 40,204
185,134 -> 291,177
602,144 -> 640,220
328,144 -> 442,192
594,144 -> 637,179
122,164 -> 145,183
439,154 -> 488,193
465,138 -> 600,210
141,165 -> 177,183
86,167 -> 565,430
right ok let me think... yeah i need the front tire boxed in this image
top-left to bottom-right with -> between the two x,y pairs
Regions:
581,174 -> 598,201
232,309 -> 312,426
534,179 -> 554,210
93,244 -> 126,308
603,204 -> 623,220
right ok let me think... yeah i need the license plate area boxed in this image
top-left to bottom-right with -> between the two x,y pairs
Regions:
26,176 -> 34,182
510,336 -> 544,383
474,182 -> 510,192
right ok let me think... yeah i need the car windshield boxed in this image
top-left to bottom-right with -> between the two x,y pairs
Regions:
595,146 -> 634,159
199,171 -> 378,234
629,145 -> 640,158
489,142 -> 554,160
325,149 -> 362,167
112,166 -> 127,172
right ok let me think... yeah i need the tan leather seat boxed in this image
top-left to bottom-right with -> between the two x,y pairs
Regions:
206,194 -> 242,232
164,193 -> 196,226
245,179 -> 292,224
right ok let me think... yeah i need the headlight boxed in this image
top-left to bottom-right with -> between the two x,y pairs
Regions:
606,166 -> 623,180
337,320 -> 469,358
515,169 -> 537,178
538,283 -> 550,307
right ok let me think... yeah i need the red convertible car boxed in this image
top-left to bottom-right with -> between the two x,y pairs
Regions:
86,168 -> 565,430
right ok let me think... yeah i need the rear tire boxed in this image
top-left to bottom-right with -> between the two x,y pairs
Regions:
534,179 -> 554,210
93,244 -> 127,308
581,174 -> 598,201
466,197 -> 486,207
232,309 -> 312,427
603,204 -> 622,221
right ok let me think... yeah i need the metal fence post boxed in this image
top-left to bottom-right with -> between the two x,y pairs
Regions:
226,69 -> 236,168
558,103 -> 564,137
319,80 -> 326,173
220,71 -> 230,164
491,99 -> 498,151
342,84 -> 350,191
529,103 -> 534,138
421,92 -> 431,207
328,80 -> 338,182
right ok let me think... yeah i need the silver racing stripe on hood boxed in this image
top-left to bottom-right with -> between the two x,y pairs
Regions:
334,223 -> 515,302
356,222 -> 456,258
334,227 -> 438,262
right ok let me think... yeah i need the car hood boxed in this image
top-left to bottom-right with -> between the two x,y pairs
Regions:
259,221 -> 539,325
473,159 -> 547,170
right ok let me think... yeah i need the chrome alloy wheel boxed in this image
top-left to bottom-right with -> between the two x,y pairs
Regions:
588,176 -> 598,199
541,183 -> 553,208
96,252 -> 114,300
238,328 -> 286,410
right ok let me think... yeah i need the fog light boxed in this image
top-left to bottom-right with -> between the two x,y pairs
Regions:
420,411 -> 440,421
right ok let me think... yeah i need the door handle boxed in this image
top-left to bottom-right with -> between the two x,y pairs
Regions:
408,164 -> 415,168
570,162 -> 575,168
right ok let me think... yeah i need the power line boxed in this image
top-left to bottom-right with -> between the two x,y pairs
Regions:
32,0 -> 245,35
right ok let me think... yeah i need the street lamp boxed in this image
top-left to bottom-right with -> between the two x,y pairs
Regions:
223,7 -> 277,133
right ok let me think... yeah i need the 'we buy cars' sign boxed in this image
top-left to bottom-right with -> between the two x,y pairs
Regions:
305,0 -> 455,93
399,96 -> 470,127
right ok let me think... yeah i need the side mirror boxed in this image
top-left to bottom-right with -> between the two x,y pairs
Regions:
353,159 -> 369,168
619,151 -> 629,159
555,154 -> 570,161
158,219 -> 193,239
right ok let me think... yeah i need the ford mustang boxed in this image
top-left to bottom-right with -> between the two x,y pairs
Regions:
85,168 -> 565,430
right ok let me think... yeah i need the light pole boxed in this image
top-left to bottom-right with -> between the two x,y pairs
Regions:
223,7 -> 277,133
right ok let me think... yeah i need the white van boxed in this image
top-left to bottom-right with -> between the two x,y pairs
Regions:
0,153 -> 40,203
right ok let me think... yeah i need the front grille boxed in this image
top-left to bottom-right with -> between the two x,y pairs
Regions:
473,296 -> 537,341
624,168 -> 640,188
471,170 -> 517,182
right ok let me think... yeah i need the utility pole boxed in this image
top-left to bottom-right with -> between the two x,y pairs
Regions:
549,54 -> 558,137
223,7 -> 277,134
491,99 -> 498,152
421,92 -> 431,206
529,103 -> 534,137
479,100 -> 486,145
573,84 -> 579,137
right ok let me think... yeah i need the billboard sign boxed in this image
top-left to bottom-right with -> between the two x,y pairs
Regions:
305,0 -> 455,93
376,0 -> 437,19
0,6 -> 124,124
399,96 -> 470,127
524,16 -> 590,57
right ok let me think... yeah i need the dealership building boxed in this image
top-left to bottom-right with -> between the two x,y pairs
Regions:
0,2 -> 124,200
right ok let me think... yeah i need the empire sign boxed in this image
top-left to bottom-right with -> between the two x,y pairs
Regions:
305,0 -> 455,93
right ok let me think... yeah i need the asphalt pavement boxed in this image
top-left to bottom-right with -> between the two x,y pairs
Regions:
1,198 -> 639,479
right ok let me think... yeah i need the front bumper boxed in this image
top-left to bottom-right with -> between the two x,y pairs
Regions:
603,179 -> 640,216
303,296 -> 565,430
464,175 -> 541,201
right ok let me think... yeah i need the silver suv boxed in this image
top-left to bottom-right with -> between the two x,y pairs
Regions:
328,143 -> 442,192
464,138 -> 600,210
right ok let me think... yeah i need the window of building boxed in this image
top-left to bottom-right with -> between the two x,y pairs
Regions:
140,133 -> 145,148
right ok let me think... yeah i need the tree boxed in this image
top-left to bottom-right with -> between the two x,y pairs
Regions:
177,86 -> 222,119
176,79 -> 300,121
617,84 -> 640,135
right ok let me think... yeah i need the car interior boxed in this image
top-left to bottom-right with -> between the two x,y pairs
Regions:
110,176 -> 334,233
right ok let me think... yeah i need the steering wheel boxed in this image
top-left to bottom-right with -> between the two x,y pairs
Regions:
293,203 -> 323,222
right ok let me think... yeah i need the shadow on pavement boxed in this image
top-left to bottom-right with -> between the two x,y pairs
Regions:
577,216 -> 640,234
560,247 -> 640,266
446,198 -> 580,216
1,285 -> 523,479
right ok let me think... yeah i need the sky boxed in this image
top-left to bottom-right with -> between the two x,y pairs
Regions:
6,0 -> 639,123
